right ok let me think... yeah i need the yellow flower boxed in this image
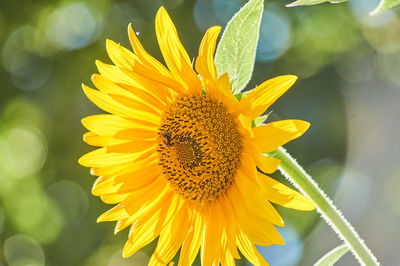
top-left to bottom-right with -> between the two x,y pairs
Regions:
79,6 -> 315,266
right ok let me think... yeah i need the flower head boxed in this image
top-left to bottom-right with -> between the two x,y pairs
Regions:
79,7 -> 315,265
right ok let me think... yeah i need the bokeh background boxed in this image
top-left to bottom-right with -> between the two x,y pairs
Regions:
1,0 -> 399,265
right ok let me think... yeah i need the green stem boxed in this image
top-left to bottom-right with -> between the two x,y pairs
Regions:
268,147 -> 380,266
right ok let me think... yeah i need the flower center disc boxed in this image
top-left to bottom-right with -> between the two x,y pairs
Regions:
157,95 -> 242,204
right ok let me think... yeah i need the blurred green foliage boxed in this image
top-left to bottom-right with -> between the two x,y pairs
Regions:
1,0 -> 400,265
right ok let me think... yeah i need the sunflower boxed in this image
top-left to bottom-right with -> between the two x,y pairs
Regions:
79,6 -> 315,266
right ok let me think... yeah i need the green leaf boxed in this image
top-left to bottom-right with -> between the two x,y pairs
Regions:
314,244 -> 350,266
286,0 -> 346,7
370,0 -> 400,15
234,92 -> 247,101
215,0 -> 264,94
252,112 -> 271,127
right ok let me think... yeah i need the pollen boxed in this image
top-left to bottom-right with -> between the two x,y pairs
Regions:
157,95 -> 242,204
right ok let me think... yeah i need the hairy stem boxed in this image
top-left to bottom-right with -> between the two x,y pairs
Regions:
268,147 -> 380,266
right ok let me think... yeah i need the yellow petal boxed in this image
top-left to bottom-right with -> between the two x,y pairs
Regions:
92,73 -> 169,114
91,74 -> 132,97
106,140 -> 156,154
149,204 -> 189,265
106,39 -> 132,70
241,75 -> 297,119
107,93 -> 163,116
219,228 -> 237,266
127,24 -> 173,79
235,170 -> 284,227
83,132 -> 127,147
155,7 -> 202,95
207,72 -> 240,115
100,178 -> 170,224
96,60 -> 172,102
202,202 -> 223,266
82,85 -> 161,124
89,153 -> 158,176
118,185 -> 178,236
93,73 -> 169,112
100,193 -> 128,204
92,165 -> 162,196
82,84 -> 132,117
236,231 -> 269,266
81,114 -> 156,136
253,119 -> 310,152
131,188 -> 181,234
79,147 -> 138,167
91,175 -> 123,195
96,60 -> 136,86
97,204 -> 130,222
113,128 -> 157,140
238,153 -> 257,179
219,195 -> 240,259
256,153 -> 280,174
220,246 -> 235,266
257,172 -> 316,211
106,173 -> 161,197
123,211 -> 162,257
195,26 -> 221,81
97,58 -> 176,102
178,208 -> 204,266
227,182 -> 284,245
122,192 -> 179,257
128,24 -> 186,96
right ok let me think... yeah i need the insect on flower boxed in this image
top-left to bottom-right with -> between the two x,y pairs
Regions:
162,130 -> 173,146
